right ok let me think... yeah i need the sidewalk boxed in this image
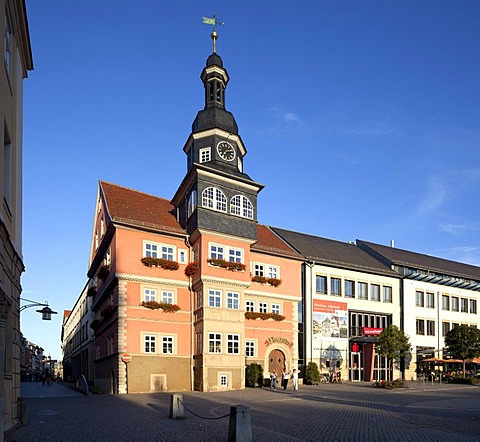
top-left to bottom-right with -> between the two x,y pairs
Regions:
20,381 -> 83,399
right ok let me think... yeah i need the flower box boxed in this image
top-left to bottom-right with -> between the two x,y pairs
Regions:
207,258 -> 246,272
141,257 -> 179,271
184,262 -> 198,277
251,275 -> 267,284
267,278 -> 281,287
244,312 -> 285,322
140,301 -> 180,313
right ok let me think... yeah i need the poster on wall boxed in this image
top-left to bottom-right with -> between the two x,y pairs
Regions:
312,299 -> 348,340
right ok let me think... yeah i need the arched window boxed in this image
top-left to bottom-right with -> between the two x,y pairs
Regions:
202,187 -> 227,212
230,195 -> 253,219
187,190 -> 197,218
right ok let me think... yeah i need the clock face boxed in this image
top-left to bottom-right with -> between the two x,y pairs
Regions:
217,141 -> 236,161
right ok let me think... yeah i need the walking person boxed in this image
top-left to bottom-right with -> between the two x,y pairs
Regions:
269,372 -> 277,391
282,369 -> 290,390
292,369 -> 300,391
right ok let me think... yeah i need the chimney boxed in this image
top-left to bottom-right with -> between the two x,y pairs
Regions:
390,240 -> 395,248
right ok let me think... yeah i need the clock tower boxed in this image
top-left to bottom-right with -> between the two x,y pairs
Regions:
172,31 -> 263,241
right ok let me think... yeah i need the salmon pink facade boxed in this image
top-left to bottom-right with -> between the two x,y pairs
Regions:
86,182 -> 302,393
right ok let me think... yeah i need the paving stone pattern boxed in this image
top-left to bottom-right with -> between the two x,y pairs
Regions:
7,381 -> 480,441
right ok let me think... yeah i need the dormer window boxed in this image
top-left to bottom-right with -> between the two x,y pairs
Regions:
199,147 -> 211,163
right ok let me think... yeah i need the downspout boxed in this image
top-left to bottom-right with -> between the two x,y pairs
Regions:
400,277 -> 405,381
184,234 -> 193,392
304,261 -> 315,367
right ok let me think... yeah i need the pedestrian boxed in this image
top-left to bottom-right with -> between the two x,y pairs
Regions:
41,373 -> 45,386
269,372 -> 277,391
282,369 -> 290,390
292,369 -> 300,391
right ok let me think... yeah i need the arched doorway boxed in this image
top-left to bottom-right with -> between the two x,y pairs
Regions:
268,349 -> 286,377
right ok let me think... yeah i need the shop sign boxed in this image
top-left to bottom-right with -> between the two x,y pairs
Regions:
363,327 -> 382,336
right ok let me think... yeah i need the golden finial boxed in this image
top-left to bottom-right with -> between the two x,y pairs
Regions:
202,15 -> 225,53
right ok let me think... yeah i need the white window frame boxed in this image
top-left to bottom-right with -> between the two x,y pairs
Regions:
227,334 -> 240,354
199,147 -> 211,163
219,374 -> 228,387
162,336 -> 174,354
161,291 -> 174,304
254,263 -> 264,277
230,195 -> 254,219
202,187 -> 227,212
226,292 -> 239,310
178,249 -> 188,264
229,247 -> 243,263
271,304 -> 281,314
208,333 -> 222,353
268,265 -> 279,279
144,242 -> 158,258
209,244 -> 225,260
144,335 -> 156,353
259,302 -> 267,313
144,241 -> 176,260
245,300 -> 255,312
144,288 -> 157,302
245,340 -> 256,357
208,289 -> 222,308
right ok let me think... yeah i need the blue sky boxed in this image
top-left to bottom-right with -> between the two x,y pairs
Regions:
21,1 -> 480,360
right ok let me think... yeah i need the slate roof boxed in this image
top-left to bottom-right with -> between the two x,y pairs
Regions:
271,227 -> 398,278
357,240 -> 480,281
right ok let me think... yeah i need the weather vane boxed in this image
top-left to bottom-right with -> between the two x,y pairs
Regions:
202,14 -> 225,53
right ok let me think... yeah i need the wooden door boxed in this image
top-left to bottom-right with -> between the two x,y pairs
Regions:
268,349 -> 285,377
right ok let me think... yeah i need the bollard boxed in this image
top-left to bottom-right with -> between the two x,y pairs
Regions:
228,404 -> 252,442
169,393 -> 185,419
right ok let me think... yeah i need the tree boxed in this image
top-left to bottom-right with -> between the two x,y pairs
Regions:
444,324 -> 480,378
303,362 -> 321,385
245,363 -> 264,387
376,325 -> 411,382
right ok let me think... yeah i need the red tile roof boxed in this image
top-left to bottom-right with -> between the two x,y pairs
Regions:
100,181 -> 185,235
253,225 -> 303,259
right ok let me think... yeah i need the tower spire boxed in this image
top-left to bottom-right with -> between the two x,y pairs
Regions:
202,15 -> 225,53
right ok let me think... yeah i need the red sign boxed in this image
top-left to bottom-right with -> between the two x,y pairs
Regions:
363,327 -> 382,336
352,343 -> 360,352
313,299 -> 347,313
121,353 -> 132,363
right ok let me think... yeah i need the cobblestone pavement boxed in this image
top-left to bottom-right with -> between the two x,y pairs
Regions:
7,381 -> 480,441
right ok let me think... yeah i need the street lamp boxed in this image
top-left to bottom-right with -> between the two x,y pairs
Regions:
20,298 -> 57,321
